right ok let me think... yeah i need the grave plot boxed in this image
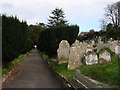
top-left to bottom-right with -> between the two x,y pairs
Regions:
40,40 -> 120,89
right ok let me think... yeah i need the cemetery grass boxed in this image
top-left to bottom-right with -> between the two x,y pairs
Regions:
79,55 -> 119,88
40,53 -> 76,81
41,53 -> 120,88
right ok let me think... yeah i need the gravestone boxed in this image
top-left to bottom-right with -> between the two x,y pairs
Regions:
57,40 -> 70,64
80,42 -> 82,46
80,42 -> 88,53
91,40 -> 95,45
85,51 -> 98,65
86,45 -> 93,54
75,45 -> 84,65
71,40 -> 82,56
68,47 -> 82,70
108,40 -> 111,44
99,50 -> 111,64
97,41 -> 104,51
109,41 -> 118,52
71,40 -> 84,67
103,44 -> 109,48
78,46 -> 84,65
75,46 -> 81,55
107,41 -> 112,48
115,45 -> 120,55
71,40 -> 80,47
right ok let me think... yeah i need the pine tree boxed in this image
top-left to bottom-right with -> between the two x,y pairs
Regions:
47,8 -> 68,27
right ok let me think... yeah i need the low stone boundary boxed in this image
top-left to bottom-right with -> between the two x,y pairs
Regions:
1,69 -> 17,90
73,70 -> 110,89
2,70 -> 13,84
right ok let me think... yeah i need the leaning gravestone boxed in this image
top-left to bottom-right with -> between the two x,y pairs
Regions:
85,51 -> 98,65
68,47 -> 82,70
115,45 -> 120,55
57,40 -> 70,64
99,50 -> 111,64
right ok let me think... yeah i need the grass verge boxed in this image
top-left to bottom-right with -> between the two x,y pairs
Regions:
1,54 -> 27,76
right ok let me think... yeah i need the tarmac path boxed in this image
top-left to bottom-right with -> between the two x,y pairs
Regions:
3,49 -> 62,88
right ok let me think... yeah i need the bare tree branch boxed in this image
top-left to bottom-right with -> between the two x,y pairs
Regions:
104,1 -> 120,26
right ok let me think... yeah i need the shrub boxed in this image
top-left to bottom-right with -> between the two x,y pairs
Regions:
37,25 -> 79,56
2,15 -> 33,64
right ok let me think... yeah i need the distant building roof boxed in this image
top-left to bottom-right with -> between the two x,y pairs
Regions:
80,32 -> 88,36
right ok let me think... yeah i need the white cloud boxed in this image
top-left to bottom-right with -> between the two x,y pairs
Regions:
0,0 -> 119,31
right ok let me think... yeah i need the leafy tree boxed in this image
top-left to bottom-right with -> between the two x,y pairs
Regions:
106,23 -> 120,40
77,30 -> 101,41
38,8 -> 79,55
36,23 -> 46,28
47,8 -> 68,27
28,25 -> 44,44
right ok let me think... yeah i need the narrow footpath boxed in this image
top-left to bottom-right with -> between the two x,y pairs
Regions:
3,49 -> 62,88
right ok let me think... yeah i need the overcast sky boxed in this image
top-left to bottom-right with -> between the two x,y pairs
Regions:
0,0 -> 119,32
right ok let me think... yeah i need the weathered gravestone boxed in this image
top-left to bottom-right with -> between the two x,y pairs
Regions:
109,41 -> 118,52
85,51 -> 98,65
68,47 -> 82,70
71,40 -> 80,47
91,40 -> 95,46
57,40 -> 70,64
86,45 -> 93,54
99,50 -> 111,64
79,42 -> 82,46
108,41 -> 112,47
72,40 -> 84,56
103,43 -> 109,48
80,41 -> 88,53
115,45 -> 120,55
97,41 -> 104,51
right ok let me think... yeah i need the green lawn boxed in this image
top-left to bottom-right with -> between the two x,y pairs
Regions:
41,53 -> 120,87
48,59 -> 75,80
79,55 -> 120,87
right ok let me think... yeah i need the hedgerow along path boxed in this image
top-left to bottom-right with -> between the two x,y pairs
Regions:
3,49 -> 62,88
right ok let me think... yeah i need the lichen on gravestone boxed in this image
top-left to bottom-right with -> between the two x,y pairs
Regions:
57,40 -> 70,64
99,50 -> 111,64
